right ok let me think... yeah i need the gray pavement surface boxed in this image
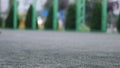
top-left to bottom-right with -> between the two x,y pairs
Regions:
0,29 -> 120,68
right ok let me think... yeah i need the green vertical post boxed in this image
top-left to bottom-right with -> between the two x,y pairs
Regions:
76,0 -> 86,31
76,0 -> 81,31
32,0 -> 37,30
83,0 -> 86,27
13,0 -> 17,29
53,0 -> 58,30
102,0 -> 107,32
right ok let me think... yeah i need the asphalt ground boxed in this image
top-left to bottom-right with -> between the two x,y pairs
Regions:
0,29 -> 120,68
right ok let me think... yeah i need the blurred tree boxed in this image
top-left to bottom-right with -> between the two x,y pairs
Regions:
0,17 -> 2,28
117,14 -> 120,33
90,2 -> 102,31
44,5 -> 54,29
5,5 -> 19,28
86,0 -> 102,26
25,5 -> 38,29
65,4 -> 76,30
86,0 -> 93,26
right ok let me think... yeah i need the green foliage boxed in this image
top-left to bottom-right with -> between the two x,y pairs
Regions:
65,4 -> 76,30
25,5 -> 38,29
44,5 -> 54,29
5,5 -> 19,28
117,14 -> 120,33
90,2 -> 102,31
0,17 -> 2,28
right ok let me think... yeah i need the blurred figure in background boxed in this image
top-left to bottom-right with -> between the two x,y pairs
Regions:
107,0 -> 120,33
58,0 -> 69,29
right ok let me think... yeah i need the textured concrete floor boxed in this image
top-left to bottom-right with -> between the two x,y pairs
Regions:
0,29 -> 120,68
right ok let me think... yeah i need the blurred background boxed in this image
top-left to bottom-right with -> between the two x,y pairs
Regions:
0,0 -> 120,68
0,0 -> 120,33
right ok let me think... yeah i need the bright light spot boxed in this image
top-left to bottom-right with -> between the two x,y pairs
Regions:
37,17 -> 44,25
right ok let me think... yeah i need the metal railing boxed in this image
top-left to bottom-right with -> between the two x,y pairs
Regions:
2,0 -> 107,32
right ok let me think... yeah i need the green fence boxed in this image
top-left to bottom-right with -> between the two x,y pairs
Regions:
1,0 -> 108,32
102,0 -> 107,32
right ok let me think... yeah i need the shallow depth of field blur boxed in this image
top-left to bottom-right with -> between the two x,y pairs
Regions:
0,0 -> 120,68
